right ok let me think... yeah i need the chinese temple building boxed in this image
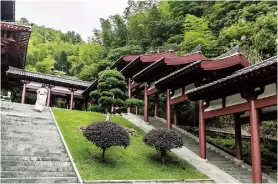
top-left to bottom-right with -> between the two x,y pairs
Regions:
83,45 -> 277,183
1,1 -> 92,110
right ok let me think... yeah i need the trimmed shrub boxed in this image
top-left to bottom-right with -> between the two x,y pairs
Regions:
143,128 -> 183,163
83,121 -> 130,161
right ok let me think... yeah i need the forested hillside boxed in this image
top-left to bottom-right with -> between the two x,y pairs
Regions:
22,0 -> 276,82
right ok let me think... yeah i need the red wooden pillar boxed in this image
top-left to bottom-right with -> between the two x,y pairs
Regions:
21,82 -> 27,104
234,114 -> 243,160
135,105 -> 138,115
68,87 -> 77,110
70,90 -> 74,110
154,94 -> 159,117
166,89 -> 171,129
46,87 -> 52,107
127,78 -> 131,113
173,106 -> 177,126
144,82 -> 148,122
199,100 -> 206,159
249,98 -> 262,183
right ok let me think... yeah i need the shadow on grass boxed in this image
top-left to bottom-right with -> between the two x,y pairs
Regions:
146,152 -> 188,170
80,146 -> 122,168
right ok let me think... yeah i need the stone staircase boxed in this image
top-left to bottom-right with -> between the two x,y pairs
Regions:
1,102 -> 81,183
139,116 -> 275,183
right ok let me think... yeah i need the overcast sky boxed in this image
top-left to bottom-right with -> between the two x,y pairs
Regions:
15,0 -> 128,41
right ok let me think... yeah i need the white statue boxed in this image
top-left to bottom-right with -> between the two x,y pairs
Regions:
35,84 -> 48,112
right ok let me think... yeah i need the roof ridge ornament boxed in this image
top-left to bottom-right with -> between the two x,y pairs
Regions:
216,45 -> 241,59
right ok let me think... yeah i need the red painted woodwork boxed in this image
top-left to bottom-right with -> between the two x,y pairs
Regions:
249,99 -> 262,183
140,52 -> 177,62
144,83 -> 148,122
165,53 -> 207,65
234,114 -> 243,160
154,94 -> 158,117
173,106 -> 177,126
46,87 -> 51,107
203,95 -> 277,119
135,105 -> 138,115
130,82 -> 140,89
70,90 -> 74,110
255,95 -> 277,109
146,87 -> 158,96
21,82 -> 27,104
127,78 -> 131,113
166,89 -> 171,129
123,55 -> 139,62
201,54 -> 249,70
199,100 -> 206,159
169,94 -> 188,105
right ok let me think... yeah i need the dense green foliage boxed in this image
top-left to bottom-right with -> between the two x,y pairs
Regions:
89,70 -> 127,116
22,1 -> 276,82
53,109 -> 207,180
125,98 -> 144,108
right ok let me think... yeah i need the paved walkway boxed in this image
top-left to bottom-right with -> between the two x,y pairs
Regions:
121,113 -> 241,184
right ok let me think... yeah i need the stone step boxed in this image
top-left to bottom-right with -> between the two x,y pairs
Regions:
1,151 -> 69,158
1,136 -> 63,143
225,170 -> 252,175
2,147 -> 67,155
230,174 -> 253,179
3,143 -> 64,149
1,160 -> 73,172
239,179 -> 268,183
1,171 -> 76,178
2,126 -> 58,131
209,160 -> 235,165
1,140 -> 63,147
208,157 -> 230,161
0,177 -> 78,183
1,155 -> 70,162
1,133 -> 60,140
219,167 -> 248,172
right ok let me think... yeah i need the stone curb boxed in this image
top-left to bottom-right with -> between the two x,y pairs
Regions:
84,179 -> 214,183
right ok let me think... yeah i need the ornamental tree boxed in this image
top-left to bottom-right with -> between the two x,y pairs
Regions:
83,122 -> 130,161
125,98 -> 144,109
90,69 -> 127,120
143,128 -> 183,164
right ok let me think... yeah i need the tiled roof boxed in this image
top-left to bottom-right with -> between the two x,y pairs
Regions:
185,56 -> 277,95
154,61 -> 201,86
1,21 -> 32,32
6,67 -> 92,89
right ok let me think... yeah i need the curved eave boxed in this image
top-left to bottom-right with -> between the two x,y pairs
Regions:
165,52 -> 207,65
132,58 -> 165,82
154,61 -> 202,90
201,53 -> 250,70
120,56 -> 141,77
6,70 -> 91,89
186,56 -> 277,101
82,79 -> 99,96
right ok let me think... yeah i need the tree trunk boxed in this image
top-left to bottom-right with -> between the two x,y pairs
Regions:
101,148 -> 106,161
161,151 -> 166,164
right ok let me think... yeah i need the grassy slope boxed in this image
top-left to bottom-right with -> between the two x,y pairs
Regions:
52,108 -> 207,180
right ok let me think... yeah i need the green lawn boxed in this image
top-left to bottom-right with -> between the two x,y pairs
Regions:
52,108 -> 207,180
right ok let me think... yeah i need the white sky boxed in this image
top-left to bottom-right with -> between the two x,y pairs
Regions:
15,0 -> 128,41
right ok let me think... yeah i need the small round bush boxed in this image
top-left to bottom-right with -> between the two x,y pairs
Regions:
143,128 -> 183,163
83,121 -> 130,161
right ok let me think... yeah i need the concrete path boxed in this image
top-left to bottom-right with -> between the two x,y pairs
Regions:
121,113 -> 241,184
